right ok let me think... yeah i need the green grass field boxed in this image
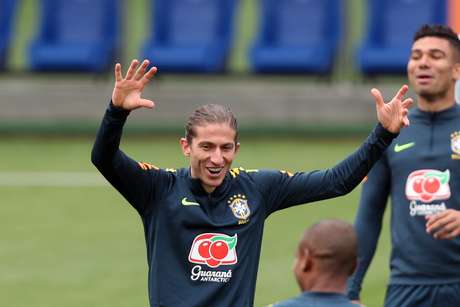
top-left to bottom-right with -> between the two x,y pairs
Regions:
0,136 -> 391,307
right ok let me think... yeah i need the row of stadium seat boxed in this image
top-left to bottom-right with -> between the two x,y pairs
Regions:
0,0 -> 449,74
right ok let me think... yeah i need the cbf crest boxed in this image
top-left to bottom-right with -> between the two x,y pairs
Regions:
228,194 -> 250,224
451,131 -> 460,160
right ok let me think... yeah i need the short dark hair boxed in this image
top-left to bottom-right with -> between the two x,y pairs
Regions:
185,104 -> 238,144
301,219 -> 357,276
413,24 -> 460,61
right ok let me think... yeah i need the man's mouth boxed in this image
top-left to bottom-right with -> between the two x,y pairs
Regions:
206,167 -> 224,176
416,74 -> 433,83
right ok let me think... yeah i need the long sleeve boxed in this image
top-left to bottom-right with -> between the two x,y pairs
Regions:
347,157 -> 390,300
91,102 -> 169,215
256,123 -> 396,215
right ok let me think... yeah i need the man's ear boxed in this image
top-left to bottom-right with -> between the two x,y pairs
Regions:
235,142 -> 241,154
180,138 -> 190,157
453,62 -> 460,80
301,248 -> 313,272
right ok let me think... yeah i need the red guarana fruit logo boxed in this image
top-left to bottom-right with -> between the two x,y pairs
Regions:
406,170 -> 450,203
189,233 -> 238,268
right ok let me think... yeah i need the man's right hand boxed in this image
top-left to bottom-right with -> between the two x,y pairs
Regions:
112,59 -> 158,111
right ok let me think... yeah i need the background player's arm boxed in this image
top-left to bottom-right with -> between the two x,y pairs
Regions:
347,159 -> 390,301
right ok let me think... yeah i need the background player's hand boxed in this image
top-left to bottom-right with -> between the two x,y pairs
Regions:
112,59 -> 157,110
426,209 -> 460,239
372,85 -> 413,133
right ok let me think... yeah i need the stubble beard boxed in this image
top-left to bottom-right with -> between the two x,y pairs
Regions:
416,84 -> 449,103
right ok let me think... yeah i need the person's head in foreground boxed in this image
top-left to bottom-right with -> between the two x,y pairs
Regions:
408,24 -> 460,111
180,104 -> 240,193
293,219 -> 357,293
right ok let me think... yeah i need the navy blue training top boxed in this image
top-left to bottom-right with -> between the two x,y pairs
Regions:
92,102 -> 396,307
348,104 -> 460,300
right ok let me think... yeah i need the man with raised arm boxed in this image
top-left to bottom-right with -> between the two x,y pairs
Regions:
92,59 -> 411,307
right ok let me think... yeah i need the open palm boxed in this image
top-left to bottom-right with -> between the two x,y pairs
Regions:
373,85 -> 413,133
112,59 -> 158,111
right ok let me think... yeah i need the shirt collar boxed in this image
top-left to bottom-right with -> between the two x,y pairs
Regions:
186,168 -> 232,199
413,103 -> 460,121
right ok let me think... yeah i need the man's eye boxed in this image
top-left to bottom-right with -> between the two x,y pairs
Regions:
411,53 -> 421,60
431,52 -> 444,59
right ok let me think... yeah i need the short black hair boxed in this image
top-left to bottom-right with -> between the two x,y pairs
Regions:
413,24 -> 460,61
301,219 -> 357,276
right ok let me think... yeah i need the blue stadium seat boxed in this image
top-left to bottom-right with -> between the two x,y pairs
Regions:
249,0 -> 343,74
29,0 -> 120,72
357,0 -> 447,75
142,0 -> 238,73
0,0 -> 17,70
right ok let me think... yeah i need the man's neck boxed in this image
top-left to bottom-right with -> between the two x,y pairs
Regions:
202,184 -> 215,194
300,274 -> 347,294
417,89 -> 456,112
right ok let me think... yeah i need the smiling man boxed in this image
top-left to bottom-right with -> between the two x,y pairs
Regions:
348,25 -> 460,307
91,59 -> 411,307
180,112 -> 239,193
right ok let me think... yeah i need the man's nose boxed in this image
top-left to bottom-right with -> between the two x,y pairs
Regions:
210,149 -> 224,164
418,55 -> 430,68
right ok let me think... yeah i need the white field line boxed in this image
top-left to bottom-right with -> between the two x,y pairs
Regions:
0,172 -> 108,187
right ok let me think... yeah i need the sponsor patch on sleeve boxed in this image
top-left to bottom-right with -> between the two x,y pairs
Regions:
137,162 -> 159,171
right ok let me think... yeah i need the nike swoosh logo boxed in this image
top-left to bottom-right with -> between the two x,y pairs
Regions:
394,142 -> 415,152
181,197 -> 200,206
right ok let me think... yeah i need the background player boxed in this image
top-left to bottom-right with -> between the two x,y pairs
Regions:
348,24 -> 460,307
270,219 -> 360,307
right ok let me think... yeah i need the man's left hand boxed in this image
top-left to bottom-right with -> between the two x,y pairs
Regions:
426,209 -> 460,239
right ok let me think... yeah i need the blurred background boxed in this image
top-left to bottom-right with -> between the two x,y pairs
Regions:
0,0 -> 459,306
